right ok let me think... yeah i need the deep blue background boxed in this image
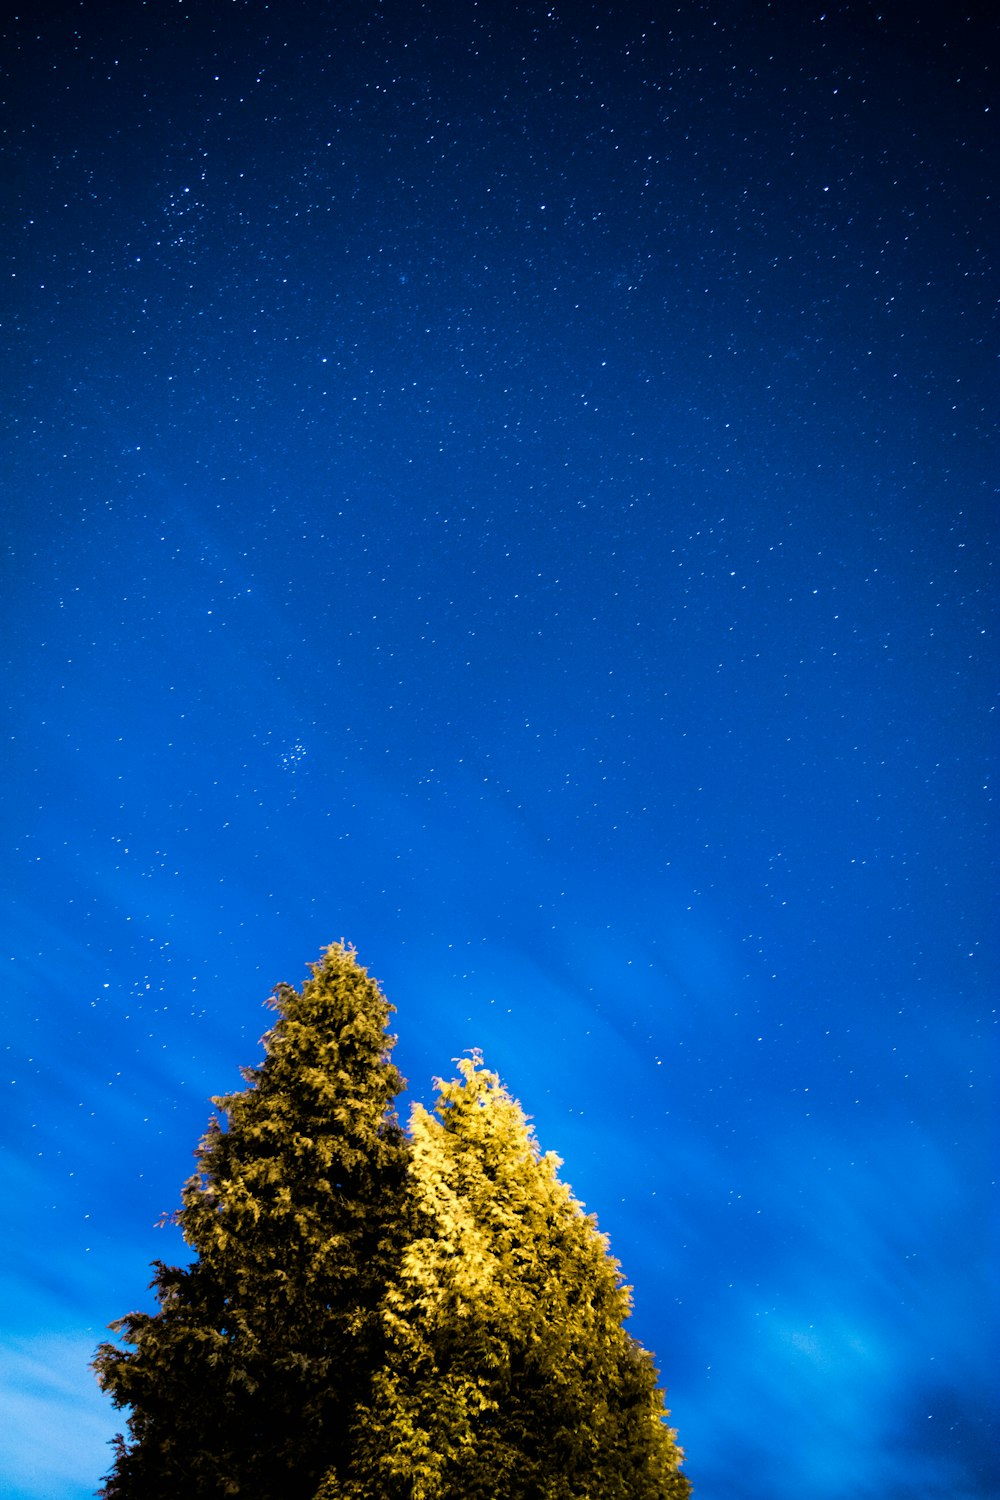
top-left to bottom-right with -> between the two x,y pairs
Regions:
2,2 -> 996,1496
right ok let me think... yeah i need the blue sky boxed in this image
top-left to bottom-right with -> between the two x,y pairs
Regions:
2,2 -> 996,1496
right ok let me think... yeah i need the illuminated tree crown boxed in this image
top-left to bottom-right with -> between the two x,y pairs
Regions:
95,947 -> 689,1500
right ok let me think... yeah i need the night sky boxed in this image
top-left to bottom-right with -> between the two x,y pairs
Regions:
2,2 -> 996,1496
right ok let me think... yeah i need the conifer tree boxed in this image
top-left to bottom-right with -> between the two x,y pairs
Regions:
343,1054 -> 690,1500
93,944 -> 409,1500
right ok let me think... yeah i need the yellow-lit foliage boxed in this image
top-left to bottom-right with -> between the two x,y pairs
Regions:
344,1054 -> 690,1500
93,948 -> 688,1500
93,944 -> 409,1500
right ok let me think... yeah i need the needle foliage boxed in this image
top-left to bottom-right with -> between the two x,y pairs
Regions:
339,1055 -> 689,1500
93,944 -> 409,1499
94,946 -> 690,1500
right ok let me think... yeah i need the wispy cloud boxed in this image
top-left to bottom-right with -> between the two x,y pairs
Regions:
0,1333 -> 117,1500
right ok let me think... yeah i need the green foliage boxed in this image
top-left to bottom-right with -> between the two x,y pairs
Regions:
94,949 -> 690,1500
92,944 -> 409,1499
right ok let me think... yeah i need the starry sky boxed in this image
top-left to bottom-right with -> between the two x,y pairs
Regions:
2,2 -> 997,1496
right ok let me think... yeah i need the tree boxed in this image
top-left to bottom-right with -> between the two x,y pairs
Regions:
92,943 -> 409,1500
345,1054 -> 690,1500
94,952 -> 690,1499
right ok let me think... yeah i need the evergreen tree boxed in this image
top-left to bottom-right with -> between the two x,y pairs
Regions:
343,1054 -> 690,1500
93,944 -> 409,1500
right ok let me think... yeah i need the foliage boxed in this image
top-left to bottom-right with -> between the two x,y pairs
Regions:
92,943 -> 409,1499
94,949 -> 690,1499
342,1054 -> 690,1500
